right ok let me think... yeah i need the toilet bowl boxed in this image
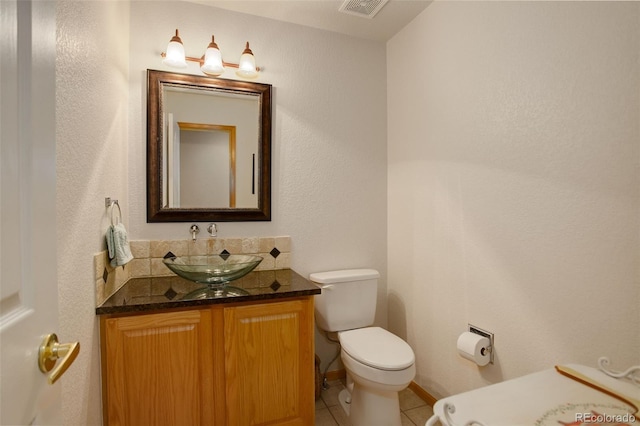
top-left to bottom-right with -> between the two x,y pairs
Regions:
310,269 -> 416,426
338,327 -> 416,426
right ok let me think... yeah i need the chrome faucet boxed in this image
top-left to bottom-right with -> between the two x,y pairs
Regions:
189,224 -> 200,241
207,223 -> 217,237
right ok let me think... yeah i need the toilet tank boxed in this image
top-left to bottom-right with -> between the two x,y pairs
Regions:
310,269 -> 380,332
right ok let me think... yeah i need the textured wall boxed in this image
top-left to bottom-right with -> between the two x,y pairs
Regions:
56,1 -> 130,424
128,2 -> 388,375
387,2 -> 640,398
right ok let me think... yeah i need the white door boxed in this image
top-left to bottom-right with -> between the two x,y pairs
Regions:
0,1 -> 77,424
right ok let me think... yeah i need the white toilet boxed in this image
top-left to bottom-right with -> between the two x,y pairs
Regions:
310,269 -> 416,426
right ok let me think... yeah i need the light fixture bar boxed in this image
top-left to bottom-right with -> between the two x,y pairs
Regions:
160,30 -> 260,78
160,52 -> 261,72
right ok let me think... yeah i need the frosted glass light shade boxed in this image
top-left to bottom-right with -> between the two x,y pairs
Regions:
163,30 -> 187,68
236,42 -> 258,79
201,36 -> 224,76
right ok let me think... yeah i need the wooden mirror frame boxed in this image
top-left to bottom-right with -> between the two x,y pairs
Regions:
147,69 -> 272,222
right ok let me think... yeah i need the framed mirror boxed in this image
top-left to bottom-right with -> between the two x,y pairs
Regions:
147,69 -> 272,222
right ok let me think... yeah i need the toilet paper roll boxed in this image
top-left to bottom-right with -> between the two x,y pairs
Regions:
457,332 -> 491,366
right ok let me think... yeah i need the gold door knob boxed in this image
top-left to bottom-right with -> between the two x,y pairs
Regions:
38,333 -> 80,384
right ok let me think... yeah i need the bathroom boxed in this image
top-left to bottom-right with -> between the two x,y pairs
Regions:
1,0 -> 638,424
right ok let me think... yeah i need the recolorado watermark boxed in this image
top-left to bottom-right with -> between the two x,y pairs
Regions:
575,411 -> 636,424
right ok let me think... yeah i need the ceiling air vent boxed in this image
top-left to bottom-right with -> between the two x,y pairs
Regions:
339,0 -> 389,19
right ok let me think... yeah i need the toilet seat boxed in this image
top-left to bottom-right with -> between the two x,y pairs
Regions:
339,327 -> 415,371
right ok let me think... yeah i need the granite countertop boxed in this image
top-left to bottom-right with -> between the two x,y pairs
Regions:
96,269 -> 320,315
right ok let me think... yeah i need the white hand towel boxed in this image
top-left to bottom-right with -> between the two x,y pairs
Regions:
106,222 -> 134,267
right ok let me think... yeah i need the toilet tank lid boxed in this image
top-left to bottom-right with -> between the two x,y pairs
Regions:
309,269 -> 379,284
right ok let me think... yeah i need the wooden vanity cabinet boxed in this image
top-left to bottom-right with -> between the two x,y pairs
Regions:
100,297 -> 315,426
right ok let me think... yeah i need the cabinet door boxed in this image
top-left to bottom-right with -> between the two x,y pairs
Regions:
224,298 -> 315,425
102,309 -> 215,426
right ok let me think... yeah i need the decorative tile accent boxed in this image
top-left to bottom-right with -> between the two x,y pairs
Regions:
95,236 -> 293,307
164,287 -> 177,300
270,281 -> 281,292
220,249 -> 230,260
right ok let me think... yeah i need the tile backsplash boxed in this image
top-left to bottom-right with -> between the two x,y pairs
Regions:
95,236 -> 291,306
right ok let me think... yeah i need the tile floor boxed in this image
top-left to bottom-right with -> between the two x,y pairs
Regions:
315,380 -> 434,426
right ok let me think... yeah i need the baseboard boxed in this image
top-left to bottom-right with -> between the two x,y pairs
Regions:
408,381 -> 437,407
324,369 -> 437,407
324,369 -> 346,381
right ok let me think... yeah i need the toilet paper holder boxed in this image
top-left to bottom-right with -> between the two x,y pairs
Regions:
468,324 -> 494,364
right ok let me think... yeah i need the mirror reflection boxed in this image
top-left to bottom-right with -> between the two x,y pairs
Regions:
147,70 -> 272,222
167,122 -> 237,208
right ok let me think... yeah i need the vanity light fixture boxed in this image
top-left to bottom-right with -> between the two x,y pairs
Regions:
201,36 -> 225,77
161,29 -> 260,79
162,29 -> 188,68
236,42 -> 258,79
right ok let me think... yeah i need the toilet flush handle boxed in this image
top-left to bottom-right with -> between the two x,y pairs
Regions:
315,284 -> 334,290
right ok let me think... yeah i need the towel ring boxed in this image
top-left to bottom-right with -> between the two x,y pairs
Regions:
111,202 -> 122,225
106,198 -> 122,226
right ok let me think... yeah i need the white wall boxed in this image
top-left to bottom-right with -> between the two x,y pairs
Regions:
56,1 -> 130,424
387,1 -> 640,398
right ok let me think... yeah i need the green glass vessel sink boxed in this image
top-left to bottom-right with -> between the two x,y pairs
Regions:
163,254 -> 263,286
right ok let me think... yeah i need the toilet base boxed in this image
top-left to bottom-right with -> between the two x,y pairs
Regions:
338,389 -> 351,416
338,384 -> 402,426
